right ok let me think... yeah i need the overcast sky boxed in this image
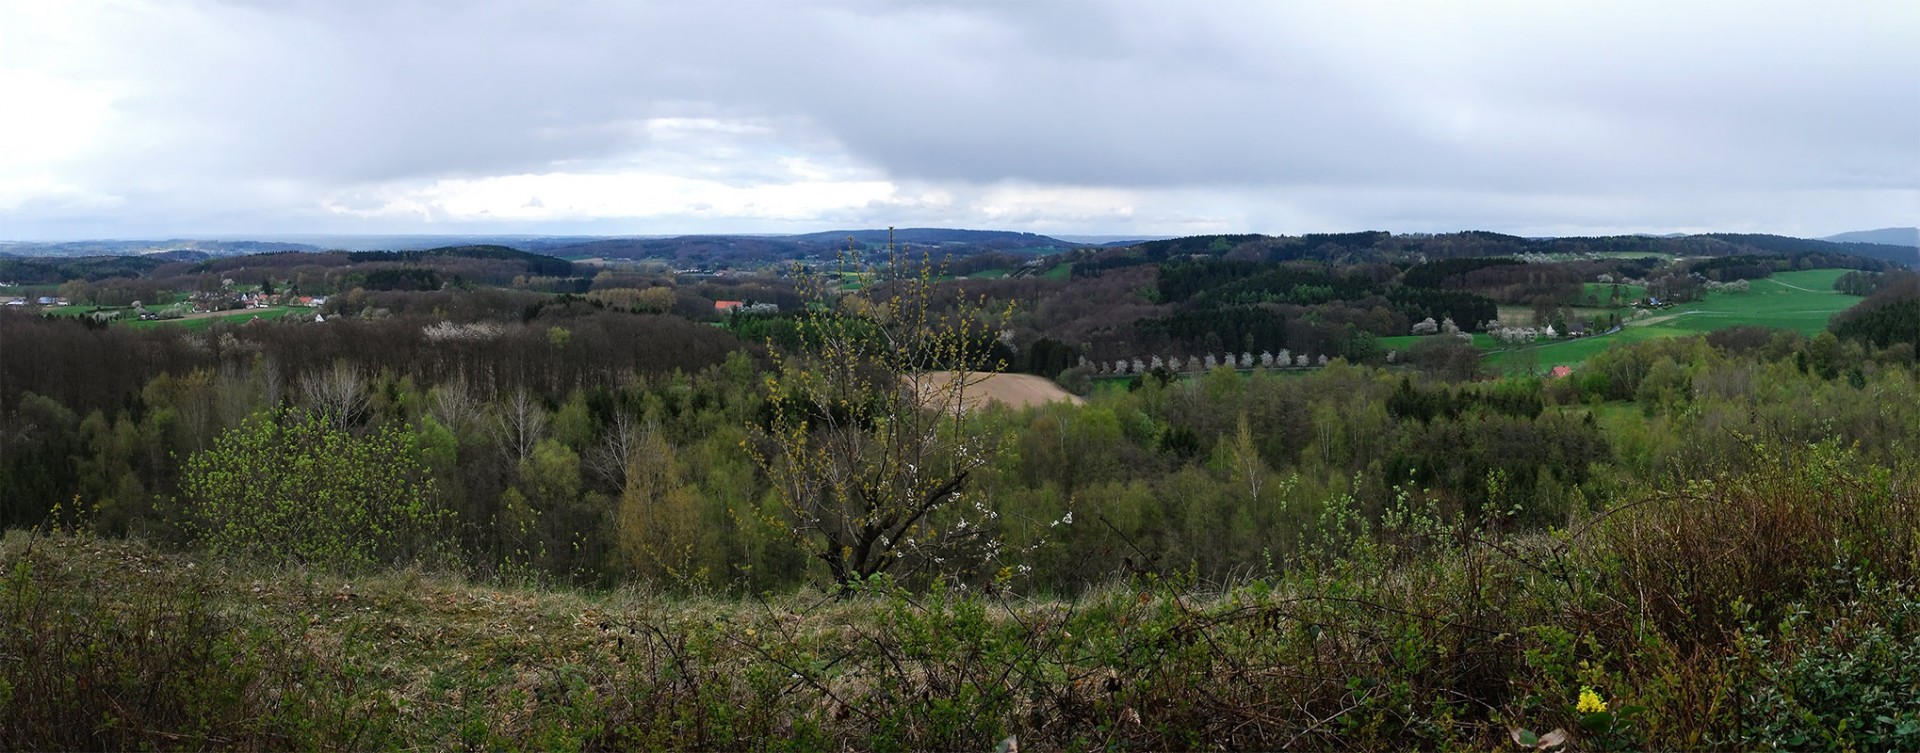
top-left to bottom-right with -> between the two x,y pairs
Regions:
2,0 -> 1916,240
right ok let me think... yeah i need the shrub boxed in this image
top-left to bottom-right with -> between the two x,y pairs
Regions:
1590,440 -> 1918,650
180,411 -> 447,571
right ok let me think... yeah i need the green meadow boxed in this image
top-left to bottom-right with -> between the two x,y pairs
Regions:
1378,269 -> 1865,373
1580,281 -> 1648,303
122,306 -> 303,331
1486,269 -> 1861,370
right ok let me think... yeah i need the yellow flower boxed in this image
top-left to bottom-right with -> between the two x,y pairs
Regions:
1577,686 -> 1608,714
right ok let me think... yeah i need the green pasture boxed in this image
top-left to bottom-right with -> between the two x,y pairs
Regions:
123,307 -> 302,331
1379,269 -> 1863,373
1484,269 -> 1860,370
1380,333 -> 1498,352
1582,281 -> 1648,303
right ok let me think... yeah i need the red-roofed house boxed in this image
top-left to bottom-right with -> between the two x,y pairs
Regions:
714,300 -> 744,313
1549,365 -> 1573,379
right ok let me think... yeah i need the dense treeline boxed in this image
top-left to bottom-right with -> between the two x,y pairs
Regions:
0,255 -> 169,284
345,244 -> 576,277
1118,258 -> 1494,360
1831,271 -> 1920,351
6,303 -> 1917,592
1386,287 -> 1499,330
0,308 -> 742,419
1834,269 -> 1885,296
1070,230 -> 1910,280
1688,251 -> 1895,282
356,267 -> 444,291
1398,256 -> 1524,289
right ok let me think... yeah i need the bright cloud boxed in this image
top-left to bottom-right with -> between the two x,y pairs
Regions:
1,0 -> 1916,239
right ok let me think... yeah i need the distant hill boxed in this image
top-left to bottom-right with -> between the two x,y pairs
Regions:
1052,234 -> 1178,246
785,228 -> 1078,251
148,249 -> 217,262
7,228 -> 1913,270
0,239 -> 321,258
1693,233 -> 1918,266
1076,231 -> 1919,274
345,244 -> 574,277
262,235 -> 611,253
541,228 -> 1084,265
1822,227 -> 1919,248
0,255 -> 173,284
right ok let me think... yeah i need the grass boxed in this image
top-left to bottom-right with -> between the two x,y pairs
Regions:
1494,269 -> 1858,370
123,307 -> 303,331
1582,281 -> 1648,303
1380,333 -> 1498,352
1042,262 -> 1072,280
1301,270 -> 1858,374
1454,270 -> 1862,372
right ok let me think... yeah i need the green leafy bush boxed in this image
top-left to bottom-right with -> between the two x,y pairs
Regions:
180,411 -> 447,571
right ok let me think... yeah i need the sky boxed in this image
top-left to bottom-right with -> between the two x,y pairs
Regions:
1,0 -> 1916,241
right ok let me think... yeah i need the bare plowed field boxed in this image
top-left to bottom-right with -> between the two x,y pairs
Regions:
908,371 -> 1084,411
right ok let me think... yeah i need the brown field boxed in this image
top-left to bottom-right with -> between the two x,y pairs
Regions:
908,371 -> 1084,411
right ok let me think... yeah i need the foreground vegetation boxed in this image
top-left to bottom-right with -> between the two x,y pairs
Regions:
4,234 -> 1920,748
6,439 -> 1917,750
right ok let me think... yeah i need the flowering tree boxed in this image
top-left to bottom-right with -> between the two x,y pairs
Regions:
749,234 -> 1011,591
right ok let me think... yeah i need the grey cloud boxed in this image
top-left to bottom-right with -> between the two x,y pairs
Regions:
6,0 -> 1919,237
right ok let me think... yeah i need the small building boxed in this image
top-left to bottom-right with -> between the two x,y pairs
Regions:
1549,365 -> 1574,379
714,300 -> 744,313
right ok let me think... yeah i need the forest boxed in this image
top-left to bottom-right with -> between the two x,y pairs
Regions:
3,233 -> 1920,749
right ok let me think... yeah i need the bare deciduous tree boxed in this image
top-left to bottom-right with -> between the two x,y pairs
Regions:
427,378 -> 485,436
493,389 -> 548,464
587,410 -> 648,491
260,355 -> 285,408
299,361 -> 367,430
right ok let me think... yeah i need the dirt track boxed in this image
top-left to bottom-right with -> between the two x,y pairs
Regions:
908,371 -> 1084,411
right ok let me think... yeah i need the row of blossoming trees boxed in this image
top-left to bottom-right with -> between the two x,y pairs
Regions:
1075,349 -> 1374,376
